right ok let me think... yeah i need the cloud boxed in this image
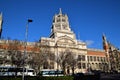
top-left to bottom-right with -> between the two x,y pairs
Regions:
85,40 -> 94,46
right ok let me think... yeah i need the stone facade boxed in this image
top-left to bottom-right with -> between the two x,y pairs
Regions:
0,9 -> 119,74
102,34 -> 120,72
87,49 -> 108,71
39,9 -> 102,73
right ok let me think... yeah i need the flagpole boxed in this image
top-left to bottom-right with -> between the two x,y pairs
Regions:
22,19 -> 32,80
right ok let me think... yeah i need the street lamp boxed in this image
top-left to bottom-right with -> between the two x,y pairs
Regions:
22,19 -> 33,80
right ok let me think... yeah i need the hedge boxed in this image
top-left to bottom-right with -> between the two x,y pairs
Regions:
0,76 -> 73,80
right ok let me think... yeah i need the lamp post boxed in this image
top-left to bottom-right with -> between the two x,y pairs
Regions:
22,19 -> 32,80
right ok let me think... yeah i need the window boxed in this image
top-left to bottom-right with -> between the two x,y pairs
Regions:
82,63 -> 86,69
55,25 -> 61,29
62,25 -> 68,30
62,19 -> 66,22
90,56 -> 92,61
103,57 -> 106,62
87,56 -> 90,61
100,57 -> 102,61
78,63 -> 81,69
43,62 -> 49,69
78,63 -> 86,69
57,18 -> 60,22
78,55 -> 81,61
78,55 -> 85,61
82,55 -> 85,61
97,57 -> 99,61
94,56 -> 96,61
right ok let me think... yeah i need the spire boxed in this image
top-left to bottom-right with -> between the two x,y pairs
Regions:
59,8 -> 62,15
0,12 -> 2,19
0,12 -> 3,38
102,33 -> 109,52
102,33 -> 107,41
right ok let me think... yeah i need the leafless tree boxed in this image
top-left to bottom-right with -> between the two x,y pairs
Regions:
30,41 -> 55,73
0,39 -> 11,65
0,50 -> 7,65
58,49 -> 77,75
69,55 -> 77,75
7,39 -> 23,67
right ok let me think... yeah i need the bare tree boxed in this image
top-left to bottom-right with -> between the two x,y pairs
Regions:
0,39 -> 12,65
7,39 -> 23,67
69,55 -> 77,75
30,42 -> 55,73
0,50 -> 8,65
58,49 -> 77,75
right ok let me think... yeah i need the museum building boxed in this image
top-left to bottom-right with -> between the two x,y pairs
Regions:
0,9 -> 119,74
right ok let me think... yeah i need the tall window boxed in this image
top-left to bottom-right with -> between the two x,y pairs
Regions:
62,19 -> 66,22
94,56 -> 96,61
90,56 -> 92,61
78,55 -> 85,61
43,62 -> 49,69
100,57 -> 102,61
57,18 -> 60,22
55,24 -> 61,29
82,55 -> 85,61
103,57 -> 106,62
78,55 -> 82,61
78,62 -> 81,69
78,63 -> 86,69
97,57 -> 99,61
62,25 -> 68,30
82,63 -> 86,69
87,56 -> 90,61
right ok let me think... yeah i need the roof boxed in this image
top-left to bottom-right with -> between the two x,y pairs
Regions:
87,48 -> 106,57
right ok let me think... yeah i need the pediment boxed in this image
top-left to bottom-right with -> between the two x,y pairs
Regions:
57,35 -> 76,45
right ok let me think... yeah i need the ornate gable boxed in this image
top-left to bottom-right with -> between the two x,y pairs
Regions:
56,35 -> 76,46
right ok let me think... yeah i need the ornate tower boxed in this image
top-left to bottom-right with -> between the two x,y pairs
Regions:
0,13 -> 3,38
50,8 -> 76,39
102,34 -> 111,72
102,34 -> 109,52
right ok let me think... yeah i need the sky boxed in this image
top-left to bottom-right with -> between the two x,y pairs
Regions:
0,0 -> 120,49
